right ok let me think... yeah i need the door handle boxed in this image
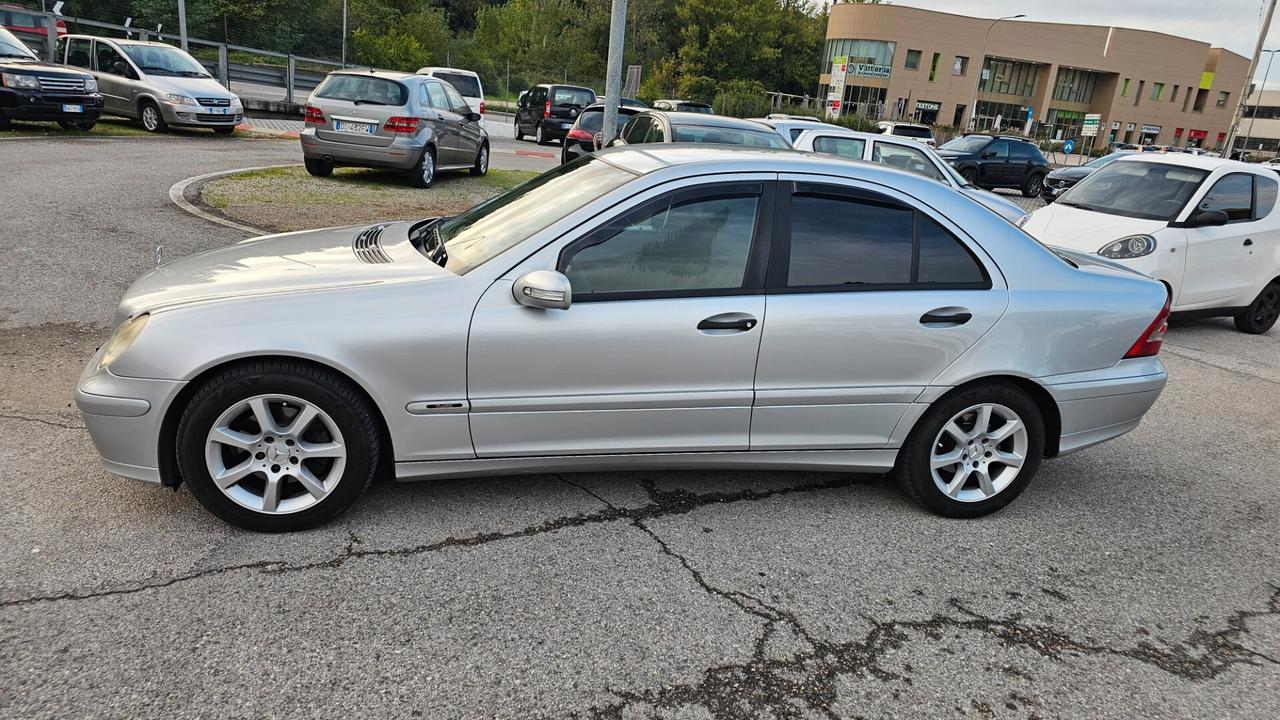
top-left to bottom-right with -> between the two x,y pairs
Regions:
1244,238 -> 1254,246
920,310 -> 973,325
697,316 -> 757,332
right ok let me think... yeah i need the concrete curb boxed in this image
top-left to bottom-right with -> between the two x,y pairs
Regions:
168,165 -> 293,237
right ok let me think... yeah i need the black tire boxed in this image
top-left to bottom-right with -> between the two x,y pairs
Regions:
139,100 -> 167,132
58,120 -> 96,131
1022,172 -> 1045,198
894,381 -> 1045,519
960,167 -> 979,186
470,142 -> 489,176
213,126 -> 235,136
1234,282 -> 1280,334
175,360 -> 382,532
0,112 -> 10,129
514,118 -> 524,141
535,122 -> 548,145
408,146 -> 436,188
304,157 -> 333,177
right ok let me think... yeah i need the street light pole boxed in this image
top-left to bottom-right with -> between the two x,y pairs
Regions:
1242,48 -> 1279,152
601,0 -> 628,146
967,14 -> 1025,132
341,0 -> 348,68
1225,0 -> 1277,156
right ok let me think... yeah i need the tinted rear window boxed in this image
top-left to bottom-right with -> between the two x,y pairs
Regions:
672,125 -> 789,148
553,87 -> 595,107
435,72 -> 481,97
315,75 -> 407,106
891,125 -> 932,138
578,107 -> 637,133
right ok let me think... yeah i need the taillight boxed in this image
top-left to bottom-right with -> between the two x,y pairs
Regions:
384,116 -> 421,134
566,127 -> 594,142
478,100 -> 485,115
1124,295 -> 1171,358
544,101 -> 551,118
304,105 -> 325,124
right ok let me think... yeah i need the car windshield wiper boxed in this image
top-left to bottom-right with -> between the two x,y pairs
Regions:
137,65 -> 178,75
175,70 -> 210,77
427,225 -> 449,267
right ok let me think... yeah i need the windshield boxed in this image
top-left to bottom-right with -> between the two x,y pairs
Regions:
1058,161 -> 1208,221
121,44 -> 209,77
939,135 -> 991,153
435,72 -> 480,97
673,125 -> 790,148
891,125 -> 933,139
0,28 -> 37,60
431,157 -> 635,274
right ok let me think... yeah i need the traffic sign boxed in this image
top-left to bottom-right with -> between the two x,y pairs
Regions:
1063,138 -> 1076,154
1082,113 -> 1101,138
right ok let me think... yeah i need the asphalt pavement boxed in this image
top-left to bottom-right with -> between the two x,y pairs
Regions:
1,134 -> 1278,719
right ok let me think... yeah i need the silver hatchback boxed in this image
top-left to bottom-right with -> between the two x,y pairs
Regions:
301,70 -> 489,188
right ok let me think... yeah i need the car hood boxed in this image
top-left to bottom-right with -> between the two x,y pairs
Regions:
1019,202 -> 1168,253
142,74 -> 238,100
1046,166 -> 1094,181
0,59 -> 91,77
934,149 -> 971,160
961,188 -> 1025,222
116,222 -> 448,322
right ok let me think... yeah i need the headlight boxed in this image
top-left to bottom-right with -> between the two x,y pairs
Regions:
99,314 -> 149,369
84,77 -> 98,92
1015,213 -> 1032,229
1098,234 -> 1157,259
1,73 -> 40,90
166,93 -> 197,105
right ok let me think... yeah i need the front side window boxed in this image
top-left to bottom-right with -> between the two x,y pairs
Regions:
1061,161 -> 1208,221
622,116 -> 653,144
442,83 -> 470,113
1200,173 -> 1254,221
95,43 -> 131,77
424,82 -> 449,110
812,135 -> 867,160
986,141 -> 1010,158
561,191 -> 760,297
314,74 -> 407,105
871,143 -> 944,182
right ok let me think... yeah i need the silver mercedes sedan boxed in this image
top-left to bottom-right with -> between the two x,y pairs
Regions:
76,146 -> 1171,532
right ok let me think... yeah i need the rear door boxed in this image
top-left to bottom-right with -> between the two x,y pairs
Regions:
441,82 -> 481,163
980,140 -> 1012,185
424,80 -> 463,163
751,177 -> 1007,450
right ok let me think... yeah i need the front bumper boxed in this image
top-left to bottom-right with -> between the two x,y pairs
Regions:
160,100 -> 241,127
300,127 -> 425,170
1039,179 -> 1076,202
75,354 -> 185,485
0,89 -> 103,121
1040,356 -> 1168,455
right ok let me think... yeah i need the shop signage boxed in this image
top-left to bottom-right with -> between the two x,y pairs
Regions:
1141,124 -> 1161,134
1081,113 -> 1101,137
1126,123 -> 1136,131
915,100 -> 941,111
1188,129 -> 1208,140
851,63 -> 891,79
826,56 -> 848,119
1111,120 -> 1121,130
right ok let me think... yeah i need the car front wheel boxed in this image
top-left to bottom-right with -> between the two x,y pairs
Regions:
176,360 -> 382,532
140,101 -> 167,132
1235,282 -> 1280,334
895,382 -> 1045,518
1022,172 -> 1045,198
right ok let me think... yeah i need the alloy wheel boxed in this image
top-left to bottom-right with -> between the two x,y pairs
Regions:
422,152 -> 435,185
142,106 -> 159,131
204,394 -> 346,514
479,146 -> 488,173
929,403 -> 1029,503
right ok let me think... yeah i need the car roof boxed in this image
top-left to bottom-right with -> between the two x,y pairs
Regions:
331,68 -> 418,82
794,126 -> 930,148
596,144 -> 934,183
417,66 -> 478,77
1111,152 -> 1262,173
582,102 -> 641,112
538,83 -> 594,91
63,34 -> 169,47
646,112 -> 772,130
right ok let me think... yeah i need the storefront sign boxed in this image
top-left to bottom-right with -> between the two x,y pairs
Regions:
1188,129 -> 1208,140
1126,123 -> 1136,131
851,63 -> 891,79
826,56 -> 848,119
1141,124 -> 1161,135
1111,120 -> 1121,130
915,100 -> 941,111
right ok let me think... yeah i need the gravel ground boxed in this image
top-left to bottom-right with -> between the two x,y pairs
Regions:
1,135 -> 1278,720
200,166 -> 537,233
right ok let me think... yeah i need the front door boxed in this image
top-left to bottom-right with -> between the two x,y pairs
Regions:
466,180 -> 772,457
1180,171 -> 1274,307
981,139 -> 1012,186
751,177 -> 1008,450
91,40 -> 134,115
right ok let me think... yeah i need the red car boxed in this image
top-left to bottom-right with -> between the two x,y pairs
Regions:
1,5 -> 66,40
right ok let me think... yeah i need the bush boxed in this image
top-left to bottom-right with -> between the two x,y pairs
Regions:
677,75 -> 718,104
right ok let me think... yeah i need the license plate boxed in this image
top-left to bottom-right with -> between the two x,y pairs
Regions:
61,104 -> 83,113
561,122 -> 571,130
209,107 -> 230,115
334,120 -> 375,135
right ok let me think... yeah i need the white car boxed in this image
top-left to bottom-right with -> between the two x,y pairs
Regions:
791,126 -> 1027,223
876,120 -> 936,147
755,114 -> 842,144
416,66 -> 484,126
1021,153 -> 1280,333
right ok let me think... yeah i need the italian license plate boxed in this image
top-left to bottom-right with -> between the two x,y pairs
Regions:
61,104 -> 83,113
209,107 -> 230,115
334,120 -> 375,135
561,122 -> 571,130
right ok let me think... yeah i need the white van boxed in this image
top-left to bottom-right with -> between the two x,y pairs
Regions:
416,66 -> 484,126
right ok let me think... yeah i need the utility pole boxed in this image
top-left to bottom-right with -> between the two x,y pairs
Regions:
1225,0 -> 1277,156
177,0 -> 188,51
967,14 -> 1025,131
1242,48 -> 1279,152
341,0 -> 348,68
601,0 -> 628,147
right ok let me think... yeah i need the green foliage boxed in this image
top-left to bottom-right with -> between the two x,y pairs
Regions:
676,76 -> 717,104
712,79 -> 770,117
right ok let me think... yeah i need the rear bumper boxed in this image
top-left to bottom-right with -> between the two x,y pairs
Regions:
74,357 -> 185,485
300,127 -> 424,170
539,118 -> 574,140
0,89 -> 103,121
1040,357 -> 1168,455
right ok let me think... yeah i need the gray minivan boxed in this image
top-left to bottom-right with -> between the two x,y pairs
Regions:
56,34 -> 241,134
301,70 -> 489,188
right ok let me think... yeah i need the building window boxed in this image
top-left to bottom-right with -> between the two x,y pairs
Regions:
952,56 -> 968,76
1184,87 -> 1195,112
1218,91 -> 1231,108
1121,78 -> 1130,96
928,52 -> 941,82
1052,67 -> 1098,104
953,104 -> 966,127
1194,88 -> 1208,112
1134,80 -> 1145,106
978,58 -> 1041,97
905,49 -> 921,70
1245,105 -> 1280,119
1151,82 -> 1164,101
1171,85 -> 1179,103
824,39 -> 896,69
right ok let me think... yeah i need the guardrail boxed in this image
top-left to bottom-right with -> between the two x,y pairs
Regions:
10,13 -> 363,108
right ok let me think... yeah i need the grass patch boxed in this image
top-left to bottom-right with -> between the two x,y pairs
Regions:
0,117 -> 278,139
201,165 -> 538,233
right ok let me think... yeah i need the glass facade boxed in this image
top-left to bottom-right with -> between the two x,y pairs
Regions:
978,58 -> 1041,97
973,100 -> 1029,131
1051,67 -> 1098,104
825,39 -> 896,67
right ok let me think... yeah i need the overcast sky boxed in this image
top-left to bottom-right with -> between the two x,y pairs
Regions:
894,0 -> 1280,84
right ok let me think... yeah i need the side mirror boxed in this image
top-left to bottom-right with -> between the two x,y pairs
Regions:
1189,208 -> 1230,227
466,111 -> 482,122
513,270 -> 572,310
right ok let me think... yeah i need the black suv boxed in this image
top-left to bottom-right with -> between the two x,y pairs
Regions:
935,134 -> 1049,197
0,27 -> 101,130
515,83 -> 597,145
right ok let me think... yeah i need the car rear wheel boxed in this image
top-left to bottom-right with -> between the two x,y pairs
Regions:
514,118 -> 524,141
1022,172 -> 1045,198
408,147 -> 435,188
470,143 -> 489,176
304,157 -> 333,177
57,120 -> 96,131
1235,282 -> 1280,334
176,360 -> 381,532
895,382 -> 1045,518
535,123 -> 547,145
140,101 -> 167,133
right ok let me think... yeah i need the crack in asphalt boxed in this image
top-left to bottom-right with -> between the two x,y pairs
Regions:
0,412 -> 85,430
0,473 -> 863,608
